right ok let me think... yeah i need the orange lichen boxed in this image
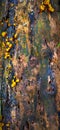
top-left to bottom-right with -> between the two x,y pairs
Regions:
40,0 -> 54,12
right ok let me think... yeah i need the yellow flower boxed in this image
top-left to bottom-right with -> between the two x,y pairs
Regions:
11,82 -> 16,88
2,32 -> 7,37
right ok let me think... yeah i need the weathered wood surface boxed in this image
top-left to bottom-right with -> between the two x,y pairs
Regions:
0,0 -> 60,130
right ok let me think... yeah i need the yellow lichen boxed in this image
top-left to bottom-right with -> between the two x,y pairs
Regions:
16,78 -> 19,83
40,4 -> 45,11
4,52 -> 10,59
2,32 -> 7,37
7,64 -> 12,69
11,81 -> 16,88
48,4 -> 54,12
6,45 -> 12,52
13,23 -> 16,26
43,0 -> 50,5
6,123 -> 10,127
6,42 -> 11,46
40,0 -> 54,12
2,42 -> 5,47
9,37 -> 13,41
14,33 -> 17,39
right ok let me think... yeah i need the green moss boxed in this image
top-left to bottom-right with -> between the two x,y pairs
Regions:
57,42 -> 60,47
